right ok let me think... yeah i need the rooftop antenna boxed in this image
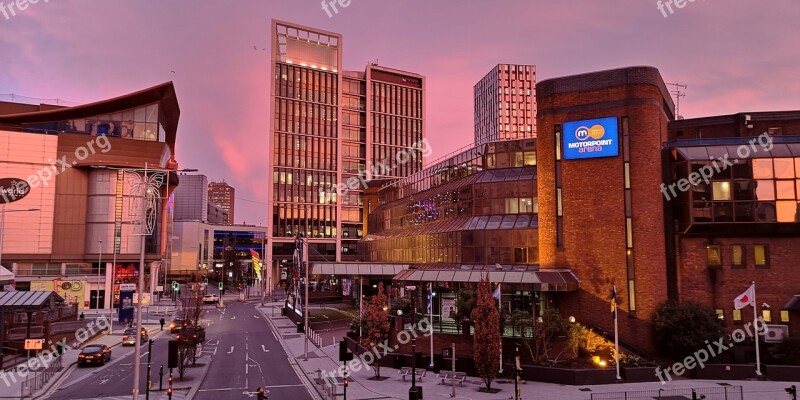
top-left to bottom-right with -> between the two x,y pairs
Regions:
666,83 -> 687,119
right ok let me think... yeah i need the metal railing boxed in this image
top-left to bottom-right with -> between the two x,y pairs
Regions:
21,354 -> 63,397
590,386 -> 743,400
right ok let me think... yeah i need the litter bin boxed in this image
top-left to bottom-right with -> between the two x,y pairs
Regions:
408,386 -> 423,400
296,321 -> 305,333
281,307 -> 287,316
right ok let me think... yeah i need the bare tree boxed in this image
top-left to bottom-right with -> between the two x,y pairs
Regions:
176,287 -> 206,379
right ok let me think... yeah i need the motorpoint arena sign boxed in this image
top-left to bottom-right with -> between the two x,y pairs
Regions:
0,178 -> 31,204
562,117 -> 619,160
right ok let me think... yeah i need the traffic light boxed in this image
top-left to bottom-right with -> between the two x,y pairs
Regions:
172,281 -> 179,291
343,377 -> 348,388
168,340 -> 178,369
204,277 -> 209,285
787,385 -> 797,400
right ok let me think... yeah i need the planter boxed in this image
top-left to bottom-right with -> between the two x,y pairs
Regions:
621,367 -> 660,383
765,364 -> 800,381
520,365 -> 617,385
690,364 -> 758,380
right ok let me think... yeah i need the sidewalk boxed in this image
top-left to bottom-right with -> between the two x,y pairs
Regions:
257,302 -> 799,400
0,299 -> 181,399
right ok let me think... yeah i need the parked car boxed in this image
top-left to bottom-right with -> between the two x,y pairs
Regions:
176,325 -> 206,344
202,294 -> 219,304
78,344 -> 111,367
122,327 -> 149,346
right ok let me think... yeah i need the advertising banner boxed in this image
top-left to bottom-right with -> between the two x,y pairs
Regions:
562,117 -> 619,160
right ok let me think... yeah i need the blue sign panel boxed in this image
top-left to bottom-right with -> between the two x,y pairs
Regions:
562,117 -> 619,160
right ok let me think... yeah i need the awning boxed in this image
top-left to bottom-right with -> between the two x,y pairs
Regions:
0,291 -> 64,312
0,266 -> 14,286
785,295 -> 800,311
311,263 -> 409,276
392,268 -> 579,292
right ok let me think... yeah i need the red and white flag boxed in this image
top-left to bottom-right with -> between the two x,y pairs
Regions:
734,284 -> 755,310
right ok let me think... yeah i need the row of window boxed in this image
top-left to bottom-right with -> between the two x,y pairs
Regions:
706,244 -> 769,267
272,133 -> 338,171
273,99 -> 338,138
276,64 -> 338,105
372,82 -> 423,118
717,308 -> 790,323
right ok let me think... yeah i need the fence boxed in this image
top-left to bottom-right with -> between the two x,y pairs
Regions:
20,354 -> 63,397
590,386 -> 743,400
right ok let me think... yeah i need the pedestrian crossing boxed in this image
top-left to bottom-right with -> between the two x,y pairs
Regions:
73,391 -> 187,400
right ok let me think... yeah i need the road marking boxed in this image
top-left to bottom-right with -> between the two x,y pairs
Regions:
272,331 -> 278,341
99,378 -> 109,385
246,343 -> 248,350
227,346 -> 234,354
231,316 -> 236,320
140,352 -> 149,358
261,345 -> 269,353
197,387 -> 248,392
213,347 -> 218,355
253,314 -> 260,319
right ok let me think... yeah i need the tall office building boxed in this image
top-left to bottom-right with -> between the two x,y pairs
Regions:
268,20 -> 424,275
208,180 -> 235,224
474,64 -> 536,146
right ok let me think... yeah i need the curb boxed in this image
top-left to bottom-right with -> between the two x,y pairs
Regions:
183,353 -> 214,400
257,306 -> 323,400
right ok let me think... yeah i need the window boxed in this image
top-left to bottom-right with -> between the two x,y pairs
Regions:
780,310 -> 790,322
732,309 -> 742,322
762,309 -> 772,322
712,182 -> 732,200
754,245 -> 769,267
715,309 -> 724,320
731,245 -> 744,267
706,245 -> 722,267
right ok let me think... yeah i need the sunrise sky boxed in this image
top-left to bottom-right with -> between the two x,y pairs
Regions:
1,1 -> 798,224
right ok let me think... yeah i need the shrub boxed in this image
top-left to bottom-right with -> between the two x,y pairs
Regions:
651,301 -> 724,359
568,323 -> 611,358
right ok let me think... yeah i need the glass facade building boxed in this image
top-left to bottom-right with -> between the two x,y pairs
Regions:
267,20 -> 425,270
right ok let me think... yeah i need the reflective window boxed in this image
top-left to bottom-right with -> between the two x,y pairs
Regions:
706,245 -> 722,267
754,245 -> 769,267
731,245 -> 744,267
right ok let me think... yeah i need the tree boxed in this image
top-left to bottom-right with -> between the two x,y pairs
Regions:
455,289 -> 476,323
361,282 -> 390,379
652,301 -> 724,359
176,287 -> 207,379
521,308 -> 570,365
471,276 -> 501,391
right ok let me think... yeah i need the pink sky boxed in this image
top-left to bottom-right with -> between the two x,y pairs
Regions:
1,1 -> 799,224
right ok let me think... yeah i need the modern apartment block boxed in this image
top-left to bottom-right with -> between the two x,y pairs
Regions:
208,180 -> 235,224
474,64 -> 536,146
173,174 -> 209,222
267,20 -> 425,275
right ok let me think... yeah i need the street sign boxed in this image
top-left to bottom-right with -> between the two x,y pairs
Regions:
120,283 -> 136,291
155,285 -> 164,292
133,293 -> 151,305
24,339 -> 43,350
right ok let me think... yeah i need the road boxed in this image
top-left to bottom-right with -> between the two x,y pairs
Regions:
194,299 -> 314,400
48,328 -> 177,399
45,292 -> 315,400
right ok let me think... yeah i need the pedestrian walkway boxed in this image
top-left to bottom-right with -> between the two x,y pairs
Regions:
63,389 -> 188,400
257,302 -> 799,400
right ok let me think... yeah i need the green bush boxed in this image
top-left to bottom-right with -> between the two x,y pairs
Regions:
568,323 -> 612,357
768,336 -> 800,365
651,301 -> 724,359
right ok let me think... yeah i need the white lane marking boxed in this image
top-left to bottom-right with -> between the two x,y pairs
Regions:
271,331 -> 278,341
213,347 -> 218,356
99,378 -> 109,385
227,346 -> 234,354
253,314 -> 260,319
261,345 -> 269,353
231,316 -> 236,320
140,352 -> 149,358
197,387 -> 248,392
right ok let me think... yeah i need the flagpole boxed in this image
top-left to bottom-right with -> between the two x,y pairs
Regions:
613,285 -> 620,380
429,282 -> 434,368
752,281 -> 762,376
498,282 -> 503,374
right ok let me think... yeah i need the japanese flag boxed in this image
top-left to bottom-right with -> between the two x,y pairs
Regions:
734,284 -> 755,310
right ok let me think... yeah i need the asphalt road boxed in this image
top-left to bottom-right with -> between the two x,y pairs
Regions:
48,327 -> 176,399
193,298 -> 314,400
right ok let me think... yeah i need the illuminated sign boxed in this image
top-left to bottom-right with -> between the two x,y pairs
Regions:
562,117 -> 619,160
0,178 -> 30,204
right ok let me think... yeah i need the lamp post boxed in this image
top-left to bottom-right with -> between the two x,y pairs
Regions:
0,207 -> 39,370
97,240 -> 103,310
